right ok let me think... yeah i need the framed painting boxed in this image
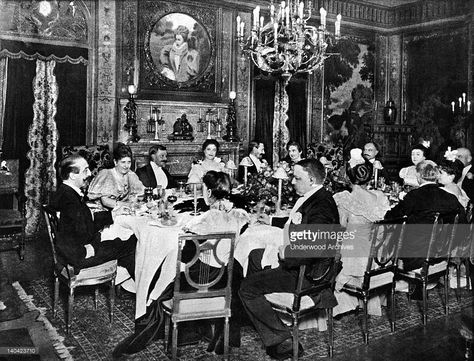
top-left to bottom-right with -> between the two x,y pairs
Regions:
139,2 -> 220,100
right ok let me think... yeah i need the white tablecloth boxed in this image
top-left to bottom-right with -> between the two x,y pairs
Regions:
112,213 -> 193,319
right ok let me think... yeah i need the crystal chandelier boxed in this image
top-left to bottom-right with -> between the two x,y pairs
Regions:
236,1 -> 341,78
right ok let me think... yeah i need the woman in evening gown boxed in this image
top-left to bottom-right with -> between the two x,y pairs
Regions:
333,149 -> 390,316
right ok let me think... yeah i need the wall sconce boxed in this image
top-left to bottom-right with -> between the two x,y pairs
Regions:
123,85 -> 140,142
224,91 -> 239,142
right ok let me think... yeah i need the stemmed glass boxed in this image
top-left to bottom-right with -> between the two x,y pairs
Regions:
167,192 -> 178,219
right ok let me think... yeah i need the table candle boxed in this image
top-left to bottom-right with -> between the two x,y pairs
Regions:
451,101 -> 455,113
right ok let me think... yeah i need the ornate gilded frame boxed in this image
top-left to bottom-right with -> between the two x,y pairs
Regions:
138,1 -> 221,101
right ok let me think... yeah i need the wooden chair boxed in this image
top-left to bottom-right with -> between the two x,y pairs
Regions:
0,159 -> 26,260
42,204 -> 117,334
264,259 -> 342,360
340,216 -> 407,344
162,232 -> 236,360
396,212 -> 459,325
450,221 -> 473,300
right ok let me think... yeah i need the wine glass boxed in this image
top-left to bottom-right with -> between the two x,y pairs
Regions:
167,193 -> 178,218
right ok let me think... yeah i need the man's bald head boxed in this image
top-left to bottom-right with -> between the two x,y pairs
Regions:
456,147 -> 472,167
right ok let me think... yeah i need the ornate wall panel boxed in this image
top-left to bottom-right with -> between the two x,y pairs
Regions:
0,0 -> 88,44
95,0 -> 116,144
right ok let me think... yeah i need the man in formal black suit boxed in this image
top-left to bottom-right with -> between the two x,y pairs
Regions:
385,160 -> 466,272
50,155 -> 136,276
456,147 -> 474,202
363,141 -> 390,182
238,140 -> 266,182
239,158 -> 339,359
136,145 -> 177,189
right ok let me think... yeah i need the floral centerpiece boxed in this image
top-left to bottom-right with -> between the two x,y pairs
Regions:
308,140 -> 349,193
242,160 -> 296,207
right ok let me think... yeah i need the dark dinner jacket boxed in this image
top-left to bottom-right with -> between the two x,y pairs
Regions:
136,163 -> 177,189
461,165 -> 474,202
385,183 -> 466,261
50,183 -> 113,267
271,186 -> 340,279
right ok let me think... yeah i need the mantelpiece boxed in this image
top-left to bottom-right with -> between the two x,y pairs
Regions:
128,141 -> 241,179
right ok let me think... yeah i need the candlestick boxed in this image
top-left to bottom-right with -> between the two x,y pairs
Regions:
277,178 -> 282,211
374,168 -> 379,190
191,183 -> 200,216
244,166 -> 248,187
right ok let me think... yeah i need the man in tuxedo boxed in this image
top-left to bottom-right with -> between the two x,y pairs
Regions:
238,140 -> 266,182
50,155 -> 136,276
456,147 -> 474,202
239,158 -> 339,359
363,141 -> 390,181
385,160 -> 466,272
136,145 -> 177,189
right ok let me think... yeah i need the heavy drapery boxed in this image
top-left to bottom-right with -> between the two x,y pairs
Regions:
24,60 -> 59,235
0,40 -> 88,234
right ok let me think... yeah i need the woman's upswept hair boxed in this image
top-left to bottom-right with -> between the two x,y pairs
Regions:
346,160 -> 373,185
202,139 -> 220,153
203,171 -> 232,200
438,158 -> 464,183
113,143 -> 133,161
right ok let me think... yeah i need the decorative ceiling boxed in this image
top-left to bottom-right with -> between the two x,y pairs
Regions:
355,0 -> 419,7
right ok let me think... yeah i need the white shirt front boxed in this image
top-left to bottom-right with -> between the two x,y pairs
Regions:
150,162 -> 168,189
287,184 -> 323,225
249,154 -> 263,173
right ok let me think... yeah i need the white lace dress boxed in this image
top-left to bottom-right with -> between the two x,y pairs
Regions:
332,189 -> 390,316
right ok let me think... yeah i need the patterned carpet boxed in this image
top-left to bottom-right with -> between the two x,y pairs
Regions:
21,277 -> 473,360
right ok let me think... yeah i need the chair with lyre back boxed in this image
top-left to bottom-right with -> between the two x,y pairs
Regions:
340,216 -> 407,344
42,204 -> 117,334
161,232 -> 236,360
396,211 -> 459,325
264,257 -> 342,359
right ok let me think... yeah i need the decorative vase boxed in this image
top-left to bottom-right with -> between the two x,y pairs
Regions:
383,99 -> 397,124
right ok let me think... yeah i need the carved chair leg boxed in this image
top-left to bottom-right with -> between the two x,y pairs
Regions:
94,288 -> 99,310
67,287 -> 75,334
171,321 -> 178,361
327,308 -> 334,358
422,280 -> 428,326
362,294 -> 369,344
109,279 -> 115,323
53,276 -> 59,318
390,283 -> 396,332
224,317 -> 230,360
292,315 -> 299,361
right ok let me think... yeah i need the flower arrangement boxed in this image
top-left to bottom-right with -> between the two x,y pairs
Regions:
242,160 -> 296,206
309,140 -> 348,193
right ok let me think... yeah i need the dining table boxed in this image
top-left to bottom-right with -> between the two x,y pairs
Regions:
101,195 -> 328,330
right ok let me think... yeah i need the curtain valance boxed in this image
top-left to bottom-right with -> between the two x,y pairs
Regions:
0,40 -> 88,65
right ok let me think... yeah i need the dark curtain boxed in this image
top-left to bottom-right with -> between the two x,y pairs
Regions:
287,73 -> 308,152
54,61 -> 87,149
1,41 -> 87,189
254,74 -> 276,165
2,58 -> 36,189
